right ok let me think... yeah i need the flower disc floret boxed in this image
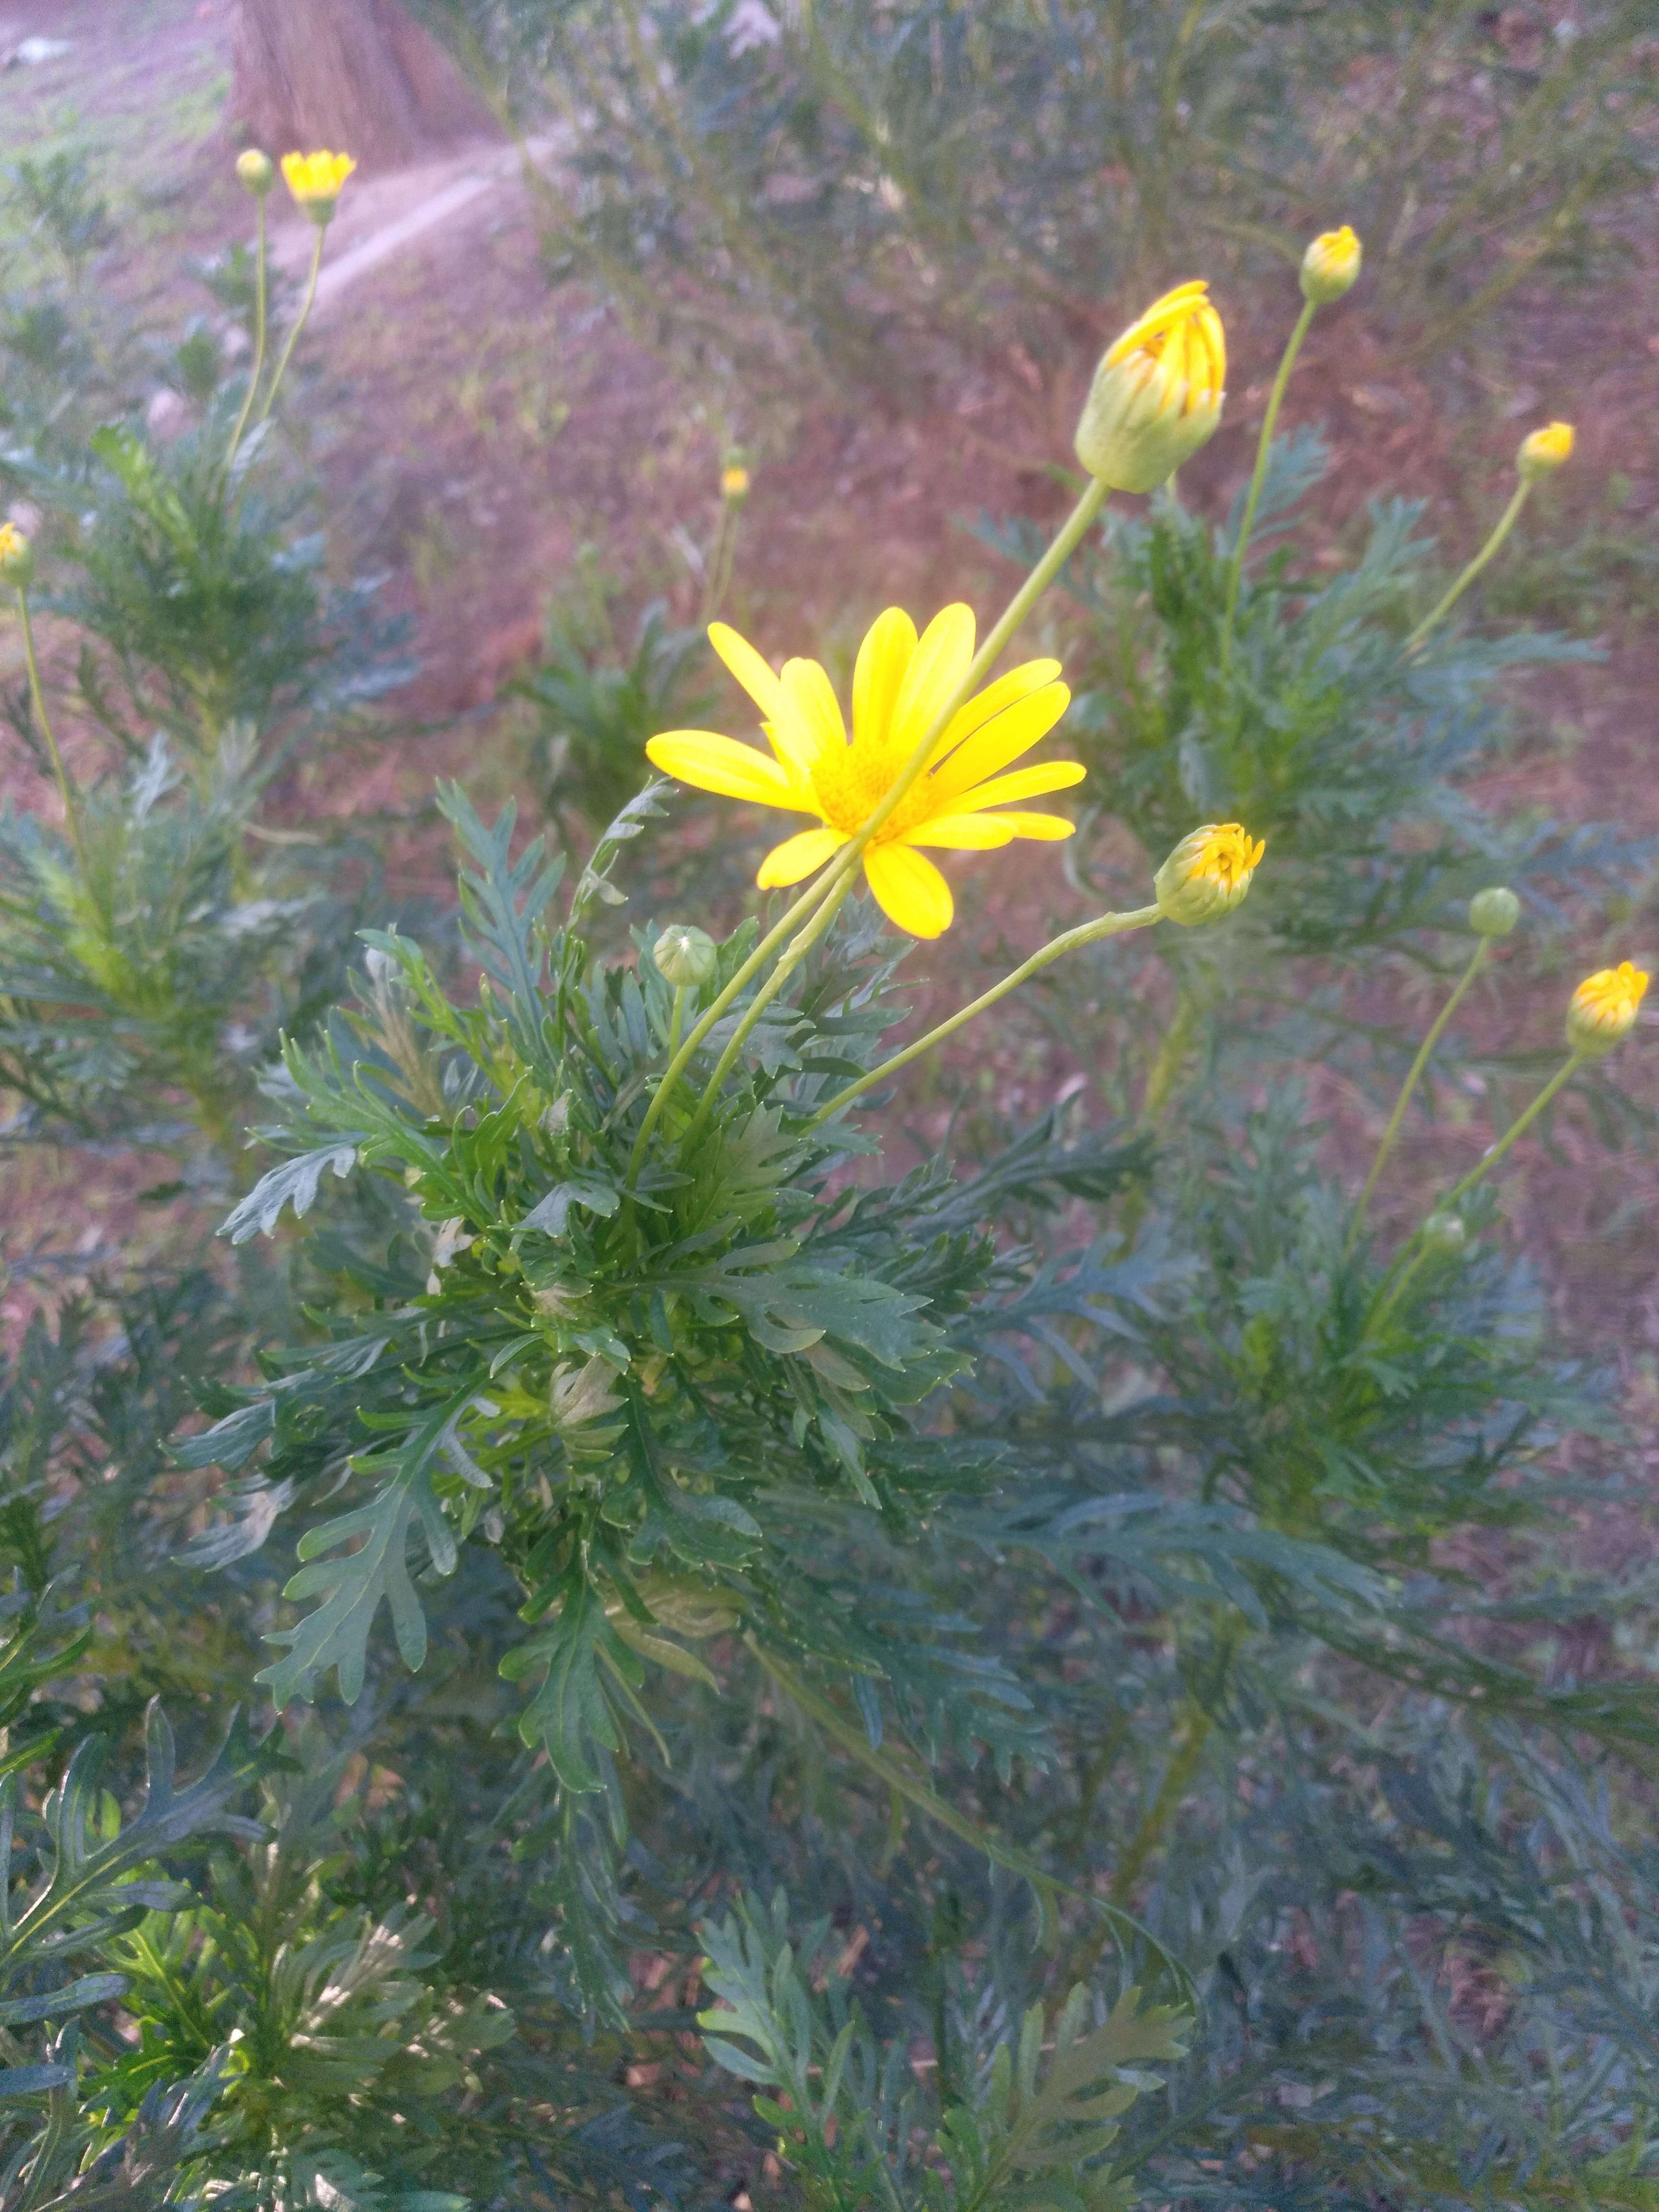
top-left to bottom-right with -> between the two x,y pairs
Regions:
1154,822 -> 1265,926
1074,280 -> 1226,493
281,149 -> 357,220
645,604 -> 1084,939
1566,960 -> 1647,1057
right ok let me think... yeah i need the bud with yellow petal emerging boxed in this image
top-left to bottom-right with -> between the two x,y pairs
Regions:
0,522 -> 35,589
1517,421 -> 1573,481
1565,960 -> 1647,1058
1300,226 -> 1362,305
280,149 -> 357,224
654,923 -> 717,988
1468,886 -> 1520,938
1154,822 -> 1264,926
236,148 -> 275,196
1075,281 -> 1226,493
721,462 -> 750,504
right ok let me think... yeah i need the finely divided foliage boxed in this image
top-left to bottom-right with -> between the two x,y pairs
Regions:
0,44 -> 1654,2211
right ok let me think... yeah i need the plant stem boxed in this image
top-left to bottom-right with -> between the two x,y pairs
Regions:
666,984 -> 687,1065
18,591 -> 88,878
1345,939 -> 1488,1258
1404,481 -> 1530,652
1367,1052 -> 1583,1335
1138,984 -> 1199,1129
1219,296 -> 1316,673
223,195 -> 268,477
683,875 -> 854,1150
625,475 -> 1111,1183
257,226 -> 324,428
806,903 -> 1159,1133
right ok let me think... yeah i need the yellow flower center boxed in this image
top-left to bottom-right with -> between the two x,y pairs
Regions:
1186,823 -> 1265,891
1572,960 -> 1648,1030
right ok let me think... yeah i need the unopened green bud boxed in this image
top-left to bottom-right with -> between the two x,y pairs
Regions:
654,923 -> 717,987
1468,887 -> 1520,938
1154,822 -> 1264,926
0,523 -> 34,588
1300,226 -> 1361,305
1421,1210 -> 1467,1257
236,148 -> 275,196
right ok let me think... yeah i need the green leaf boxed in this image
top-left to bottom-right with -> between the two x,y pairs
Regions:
219,1142 -> 358,1243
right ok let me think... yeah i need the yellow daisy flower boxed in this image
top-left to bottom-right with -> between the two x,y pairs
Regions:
280,149 -> 357,216
646,605 -> 1082,939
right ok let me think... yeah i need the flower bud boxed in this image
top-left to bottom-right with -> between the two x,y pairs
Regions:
1468,887 -> 1520,938
1565,960 -> 1647,1058
0,522 -> 35,588
1300,226 -> 1361,305
1154,822 -> 1265,926
1516,421 -> 1573,481
1421,1210 -> 1468,1257
654,923 -> 717,987
1075,280 -> 1226,493
235,148 -> 275,196
280,148 -> 357,224
721,462 -> 750,503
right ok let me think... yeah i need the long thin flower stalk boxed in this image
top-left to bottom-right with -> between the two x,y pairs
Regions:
625,475 -> 1111,1181
223,194 -> 269,477
19,590 -> 89,878
1218,296 -> 1315,673
1368,1052 -> 1583,1334
1345,939 -> 1489,1257
256,227 -> 324,428
806,902 -> 1160,1133
1404,481 -> 1530,653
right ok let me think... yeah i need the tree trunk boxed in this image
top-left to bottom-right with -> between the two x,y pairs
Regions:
230,0 -> 495,172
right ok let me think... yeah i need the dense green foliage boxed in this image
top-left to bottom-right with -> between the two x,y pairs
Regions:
0,42 -> 1654,2212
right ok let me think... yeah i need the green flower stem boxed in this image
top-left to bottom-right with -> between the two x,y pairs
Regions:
806,903 -> 1160,1133
1368,1052 -> 1583,1336
1344,938 -> 1489,1258
1404,480 -> 1530,653
625,475 -> 1112,1184
682,873 -> 855,1151
18,589 -> 88,878
1219,296 -> 1316,673
256,225 -> 325,428
1139,985 -> 1200,1129
223,194 -> 268,477
666,983 -> 688,1065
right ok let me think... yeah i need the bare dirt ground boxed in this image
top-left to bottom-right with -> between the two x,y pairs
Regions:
1,1 -> 1655,1460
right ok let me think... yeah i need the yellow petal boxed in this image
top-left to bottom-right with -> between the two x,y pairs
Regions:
899,813 -> 1015,850
993,811 -> 1076,840
928,684 -> 1073,805
708,622 -> 819,776
646,731 -> 800,807
863,843 -> 954,938
852,607 -> 918,752
780,658 -> 847,755
925,658 -> 1062,773
756,825 -> 847,887
887,603 -> 975,761
950,759 -> 1086,812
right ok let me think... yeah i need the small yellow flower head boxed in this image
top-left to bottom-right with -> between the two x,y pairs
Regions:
1421,1210 -> 1468,1257
721,463 -> 751,503
1468,886 -> 1521,938
0,522 -> 35,588
654,923 -> 717,988
235,147 -> 275,196
1300,226 -> 1362,305
1154,822 -> 1265,926
280,149 -> 357,224
646,604 -> 1082,939
1075,281 -> 1226,493
1516,421 -> 1574,482
1565,960 -> 1647,1058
